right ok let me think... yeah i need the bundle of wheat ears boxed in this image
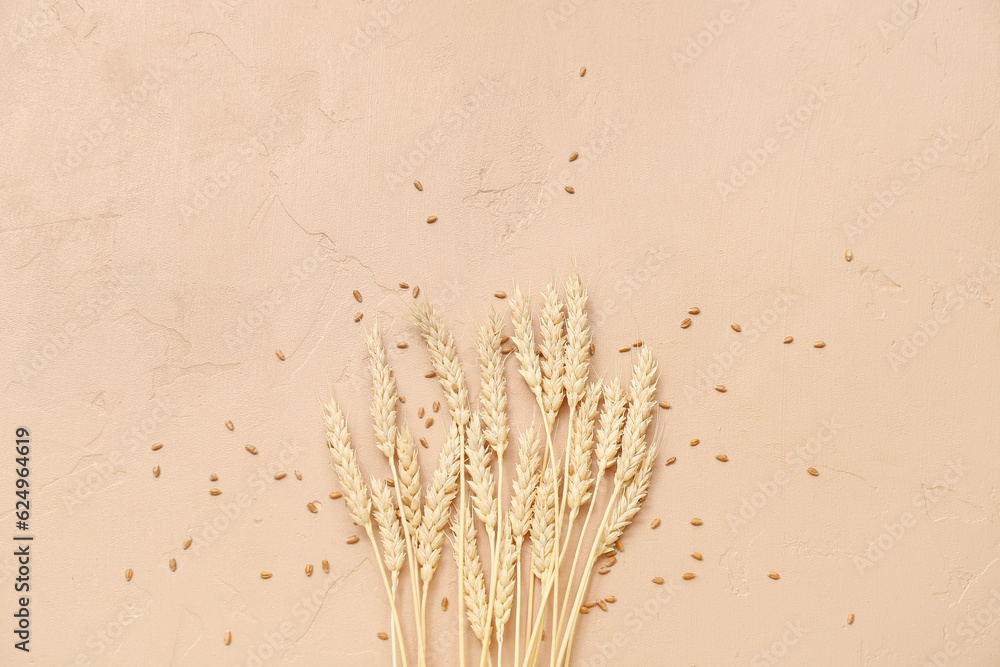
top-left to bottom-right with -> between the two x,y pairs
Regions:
324,273 -> 660,667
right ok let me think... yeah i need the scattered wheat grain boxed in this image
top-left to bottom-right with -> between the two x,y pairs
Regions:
347,535 -> 359,544
275,472 -> 286,480
260,572 -> 271,579
807,467 -> 819,476
378,632 -> 388,640
716,454 -> 729,462
153,465 -> 160,477
183,537 -> 192,550
226,420 -> 234,431
845,250 -> 853,262
276,350 -> 285,360
442,597 -> 448,611
245,444 -> 258,455
652,577 -> 664,585
329,491 -> 341,498
689,307 -> 700,314
814,341 -> 825,348
848,613 -> 855,624
691,518 -> 702,526
210,488 -> 221,496
665,456 -> 676,466
354,312 -> 363,322
768,572 -> 780,580
651,518 -> 661,529
152,443 -> 163,451
306,564 -> 313,576
307,502 -> 318,513
400,282 -> 409,289
565,186 -> 575,194
322,560 -> 329,573
783,336 -> 793,344
692,552 -> 702,560
225,631 -> 231,645
569,152 -> 578,161
169,558 -> 176,572
715,385 -> 726,392
683,573 -> 695,580
353,290 -> 362,303
596,599 -> 608,611
125,569 -> 133,581
294,470 -> 302,480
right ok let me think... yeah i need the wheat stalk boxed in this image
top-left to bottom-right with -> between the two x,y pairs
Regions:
373,473 -> 407,667
494,518 -> 518,666
367,326 -> 425,659
324,397 -> 408,667
412,301 -> 471,667
554,378 -> 627,642
555,348 -> 658,667
508,425 -> 540,663
324,279 -> 663,667
452,501 -> 489,654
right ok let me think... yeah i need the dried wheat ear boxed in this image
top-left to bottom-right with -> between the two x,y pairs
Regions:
324,272 -> 661,667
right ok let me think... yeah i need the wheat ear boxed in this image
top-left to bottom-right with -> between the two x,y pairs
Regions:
477,307 -> 509,667
560,435 -> 660,667
367,327 -> 425,658
412,301 -> 471,667
324,397 -> 408,667
465,413 -> 497,665
555,349 -> 658,667
373,475 -> 407,667
416,422 -> 461,656
494,518 -> 518,667
452,501 -> 489,656
508,286 -> 543,402
554,378 -> 626,643
508,425 -> 540,665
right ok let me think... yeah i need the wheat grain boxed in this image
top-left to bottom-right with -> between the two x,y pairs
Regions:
276,349 -> 285,360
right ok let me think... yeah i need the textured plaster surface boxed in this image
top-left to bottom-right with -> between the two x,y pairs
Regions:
0,0 -> 999,665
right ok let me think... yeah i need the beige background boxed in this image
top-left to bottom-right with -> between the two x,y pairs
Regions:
1,0 -> 999,665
